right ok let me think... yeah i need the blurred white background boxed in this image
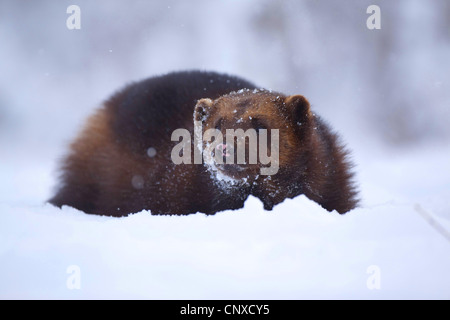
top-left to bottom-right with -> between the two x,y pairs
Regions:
1,0 -> 449,148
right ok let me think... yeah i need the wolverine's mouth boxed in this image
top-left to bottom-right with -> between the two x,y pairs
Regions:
216,163 -> 246,173
215,163 -> 262,183
208,143 -> 261,180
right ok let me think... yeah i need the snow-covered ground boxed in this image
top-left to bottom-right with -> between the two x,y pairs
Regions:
1,0 -> 449,300
1,138 -> 449,299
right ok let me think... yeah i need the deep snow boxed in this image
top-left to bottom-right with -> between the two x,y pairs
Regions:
0,143 -> 449,299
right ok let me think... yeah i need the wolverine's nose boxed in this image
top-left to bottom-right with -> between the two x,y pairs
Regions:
216,143 -> 231,158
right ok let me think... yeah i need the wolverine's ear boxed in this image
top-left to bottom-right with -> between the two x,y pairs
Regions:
194,98 -> 215,122
285,95 -> 312,123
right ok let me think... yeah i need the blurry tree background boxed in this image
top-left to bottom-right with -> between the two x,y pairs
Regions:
0,0 -> 449,156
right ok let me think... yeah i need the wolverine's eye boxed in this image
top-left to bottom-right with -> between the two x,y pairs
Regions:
215,118 -> 223,131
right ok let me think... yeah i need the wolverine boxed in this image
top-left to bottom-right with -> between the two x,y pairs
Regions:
50,71 -> 358,216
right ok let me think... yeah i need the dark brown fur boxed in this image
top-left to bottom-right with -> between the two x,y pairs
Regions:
50,71 -> 358,216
